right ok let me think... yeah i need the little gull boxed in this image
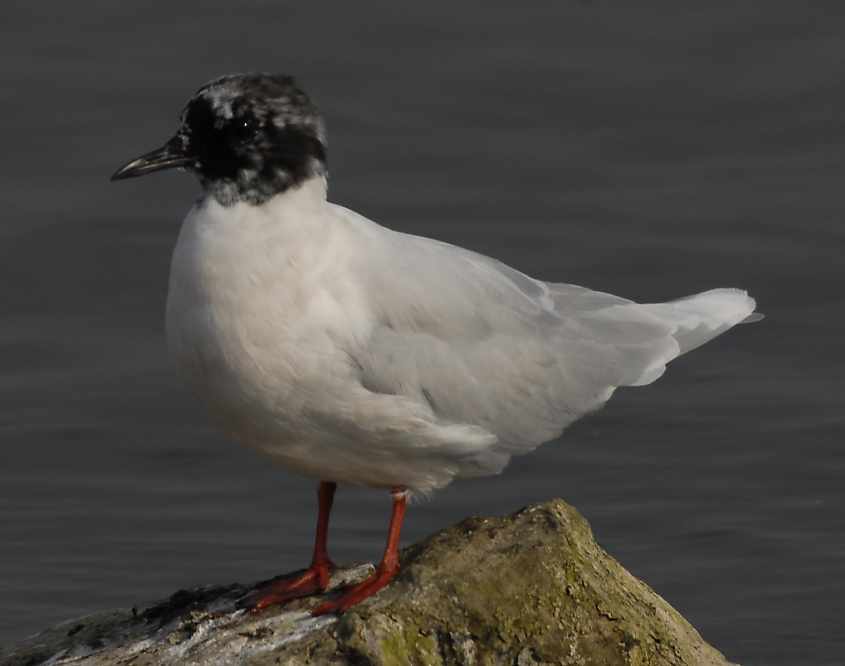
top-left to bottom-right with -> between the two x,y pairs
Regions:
111,73 -> 759,615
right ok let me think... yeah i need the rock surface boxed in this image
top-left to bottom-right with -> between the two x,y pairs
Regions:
1,500 -> 736,665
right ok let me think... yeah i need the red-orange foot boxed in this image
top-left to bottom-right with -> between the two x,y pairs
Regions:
311,563 -> 399,616
249,560 -> 334,612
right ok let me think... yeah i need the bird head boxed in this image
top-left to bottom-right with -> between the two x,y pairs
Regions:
111,73 -> 327,206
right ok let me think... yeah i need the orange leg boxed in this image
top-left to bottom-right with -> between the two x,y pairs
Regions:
312,487 -> 407,616
251,481 -> 337,611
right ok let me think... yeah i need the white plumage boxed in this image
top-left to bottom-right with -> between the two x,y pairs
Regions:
111,72 -> 760,613
165,176 -> 757,494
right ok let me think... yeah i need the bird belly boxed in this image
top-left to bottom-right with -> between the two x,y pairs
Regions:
165,289 -> 497,492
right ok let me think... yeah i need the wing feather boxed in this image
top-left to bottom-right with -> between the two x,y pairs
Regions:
336,209 -> 756,479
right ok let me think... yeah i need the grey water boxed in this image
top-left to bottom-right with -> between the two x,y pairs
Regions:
1,3 -> 843,664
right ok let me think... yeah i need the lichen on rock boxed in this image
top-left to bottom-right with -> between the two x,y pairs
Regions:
0,500 -> 736,665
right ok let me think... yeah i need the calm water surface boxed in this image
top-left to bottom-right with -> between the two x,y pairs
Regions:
2,4 -> 843,665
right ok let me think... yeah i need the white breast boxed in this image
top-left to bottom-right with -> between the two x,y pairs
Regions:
165,178 -> 373,455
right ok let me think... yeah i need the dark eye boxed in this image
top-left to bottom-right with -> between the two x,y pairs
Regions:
232,117 -> 259,141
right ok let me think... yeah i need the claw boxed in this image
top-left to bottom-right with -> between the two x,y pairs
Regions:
311,562 -> 398,615
247,560 -> 334,612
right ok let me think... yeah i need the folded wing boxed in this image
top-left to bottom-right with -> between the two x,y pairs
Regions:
343,216 -> 757,479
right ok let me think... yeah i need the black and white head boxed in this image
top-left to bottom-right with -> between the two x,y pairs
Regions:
112,73 -> 327,206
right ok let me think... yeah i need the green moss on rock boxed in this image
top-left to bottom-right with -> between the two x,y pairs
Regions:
322,500 -> 733,666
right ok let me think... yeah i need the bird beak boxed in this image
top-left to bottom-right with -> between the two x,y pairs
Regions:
110,137 -> 194,181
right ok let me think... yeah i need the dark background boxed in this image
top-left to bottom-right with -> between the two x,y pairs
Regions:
2,3 -> 843,664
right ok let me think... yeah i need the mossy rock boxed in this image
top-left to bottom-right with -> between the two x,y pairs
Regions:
0,500 -> 736,665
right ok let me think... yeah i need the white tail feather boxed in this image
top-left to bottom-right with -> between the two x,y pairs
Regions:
643,288 -> 758,356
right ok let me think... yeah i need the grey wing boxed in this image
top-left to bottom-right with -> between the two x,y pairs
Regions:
350,230 -> 686,475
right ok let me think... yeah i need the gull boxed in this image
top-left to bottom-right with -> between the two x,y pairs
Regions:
111,73 -> 759,615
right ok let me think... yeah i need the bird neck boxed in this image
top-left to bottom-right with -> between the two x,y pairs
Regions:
276,171 -> 329,205
202,159 -> 328,208
229,174 -> 329,215
279,174 -> 329,206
